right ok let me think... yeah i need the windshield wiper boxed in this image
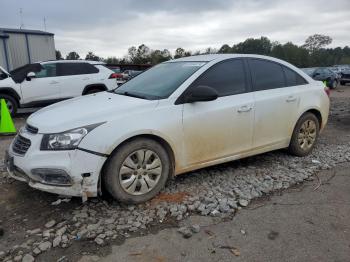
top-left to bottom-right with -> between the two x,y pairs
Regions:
116,91 -> 148,99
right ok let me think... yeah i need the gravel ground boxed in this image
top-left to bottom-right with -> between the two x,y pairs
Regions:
0,87 -> 349,262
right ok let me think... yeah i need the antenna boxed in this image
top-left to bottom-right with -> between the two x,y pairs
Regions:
43,17 -> 47,31
19,8 -> 24,29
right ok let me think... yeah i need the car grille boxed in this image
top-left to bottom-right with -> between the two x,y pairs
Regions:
25,124 -> 38,134
12,135 -> 31,155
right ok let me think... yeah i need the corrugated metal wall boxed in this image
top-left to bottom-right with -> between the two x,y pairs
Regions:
0,33 -> 55,70
27,34 -> 55,63
0,38 -> 12,71
7,33 -> 29,69
0,40 -> 6,70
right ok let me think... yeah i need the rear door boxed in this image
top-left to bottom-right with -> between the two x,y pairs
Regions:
247,58 -> 306,148
182,59 -> 254,166
20,62 -> 61,105
57,62 -> 99,98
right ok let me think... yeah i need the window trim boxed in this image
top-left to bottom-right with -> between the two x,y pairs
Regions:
246,57 -> 308,92
56,62 -> 99,77
35,63 -> 57,78
175,58 -> 250,105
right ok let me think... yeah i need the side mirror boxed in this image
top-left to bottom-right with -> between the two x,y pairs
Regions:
26,72 -> 36,81
185,85 -> 218,103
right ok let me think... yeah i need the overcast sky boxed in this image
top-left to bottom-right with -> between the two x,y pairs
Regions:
1,0 -> 350,58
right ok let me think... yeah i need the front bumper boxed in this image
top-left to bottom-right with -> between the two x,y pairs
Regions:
6,130 -> 107,198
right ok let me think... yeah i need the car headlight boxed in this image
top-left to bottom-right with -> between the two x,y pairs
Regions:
40,123 -> 104,150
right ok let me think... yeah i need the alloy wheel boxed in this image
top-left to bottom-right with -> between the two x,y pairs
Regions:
297,119 -> 317,150
119,149 -> 162,195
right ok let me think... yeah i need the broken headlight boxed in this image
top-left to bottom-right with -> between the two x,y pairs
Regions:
40,123 -> 104,150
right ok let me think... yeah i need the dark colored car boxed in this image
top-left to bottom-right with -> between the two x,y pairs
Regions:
340,69 -> 350,85
301,67 -> 339,89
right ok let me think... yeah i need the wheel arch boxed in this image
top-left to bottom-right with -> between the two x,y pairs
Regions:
82,84 -> 108,95
101,133 -> 176,178
0,87 -> 21,103
293,108 -> 323,134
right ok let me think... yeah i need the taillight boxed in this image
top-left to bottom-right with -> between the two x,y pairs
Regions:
109,73 -> 123,79
324,86 -> 330,97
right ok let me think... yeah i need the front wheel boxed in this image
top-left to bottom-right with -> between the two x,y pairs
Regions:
0,94 -> 18,116
103,138 -> 171,204
288,113 -> 320,156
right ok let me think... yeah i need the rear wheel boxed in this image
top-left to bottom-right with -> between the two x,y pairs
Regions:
0,94 -> 18,116
330,79 -> 338,89
288,113 -> 320,156
103,138 -> 171,203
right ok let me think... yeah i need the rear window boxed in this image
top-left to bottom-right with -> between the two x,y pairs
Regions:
283,66 -> 308,86
57,63 -> 99,76
249,59 -> 285,91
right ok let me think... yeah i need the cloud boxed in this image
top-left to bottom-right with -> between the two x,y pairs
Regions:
1,0 -> 349,58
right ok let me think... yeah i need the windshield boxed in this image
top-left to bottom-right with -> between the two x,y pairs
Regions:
114,61 -> 206,100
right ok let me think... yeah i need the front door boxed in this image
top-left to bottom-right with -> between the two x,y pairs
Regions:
182,59 -> 254,166
20,63 -> 61,105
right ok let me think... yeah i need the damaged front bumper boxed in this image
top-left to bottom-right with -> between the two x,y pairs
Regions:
5,131 -> 107,200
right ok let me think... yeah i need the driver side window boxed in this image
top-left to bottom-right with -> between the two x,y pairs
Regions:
35,64 -> 57,78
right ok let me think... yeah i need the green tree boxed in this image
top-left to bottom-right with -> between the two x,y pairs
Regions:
55,50 -> 63,60
218,44 -> 232,54
232,36 -> 272,55
66,51 -> 80,60
85,51 -> 101,61
104,56 -> 120,64
303,34 -> 332,53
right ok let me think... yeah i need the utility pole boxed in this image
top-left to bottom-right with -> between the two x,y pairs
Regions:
43,17 -> 47,31
19,8 -> 24,29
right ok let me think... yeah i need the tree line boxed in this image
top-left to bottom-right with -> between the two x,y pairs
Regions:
55,34 -> 350,68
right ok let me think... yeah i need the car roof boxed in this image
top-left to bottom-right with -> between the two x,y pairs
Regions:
40,60 -> 105,65
167,54 -> 297,65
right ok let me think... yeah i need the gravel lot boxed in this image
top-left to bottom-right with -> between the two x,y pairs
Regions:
0,86 -> 349,262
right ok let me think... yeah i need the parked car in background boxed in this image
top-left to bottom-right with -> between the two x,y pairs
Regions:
122,70 -> 143,81
339,68 -> 350,85
6,54 -> 329,203
0,60 -> 118,115
107,66 -> 125,85
301,67 -> 339,89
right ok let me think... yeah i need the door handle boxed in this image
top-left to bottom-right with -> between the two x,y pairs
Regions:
49,81 -> 59,84
286,96 -> 297,102
237,105 -> 252,113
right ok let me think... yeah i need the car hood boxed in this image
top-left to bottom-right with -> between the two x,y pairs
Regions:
27,92 -> 159,133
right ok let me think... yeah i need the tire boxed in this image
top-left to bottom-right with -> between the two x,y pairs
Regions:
288,113 -> 320,157
340,81 -> 345,86
0,94 -> 18,116
85,88 -> 103,95
103,138 -> 171,204
330,79 -> 338,89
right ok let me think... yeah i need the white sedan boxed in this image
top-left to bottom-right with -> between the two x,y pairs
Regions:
6,54 -> 329,203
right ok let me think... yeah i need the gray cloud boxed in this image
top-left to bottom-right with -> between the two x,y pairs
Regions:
1,0 -> 349,58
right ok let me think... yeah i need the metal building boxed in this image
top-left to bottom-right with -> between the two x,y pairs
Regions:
0,28 -> 55,71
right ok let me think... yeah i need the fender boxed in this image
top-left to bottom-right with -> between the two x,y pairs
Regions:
0,87 -> 21,102
82,84 -> 108,95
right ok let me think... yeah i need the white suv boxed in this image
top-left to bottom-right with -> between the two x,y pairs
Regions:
5,54 -> 330,203
0,60 -> 118,115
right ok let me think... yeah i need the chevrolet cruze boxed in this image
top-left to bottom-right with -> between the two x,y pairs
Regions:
5,54 -> 330,203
